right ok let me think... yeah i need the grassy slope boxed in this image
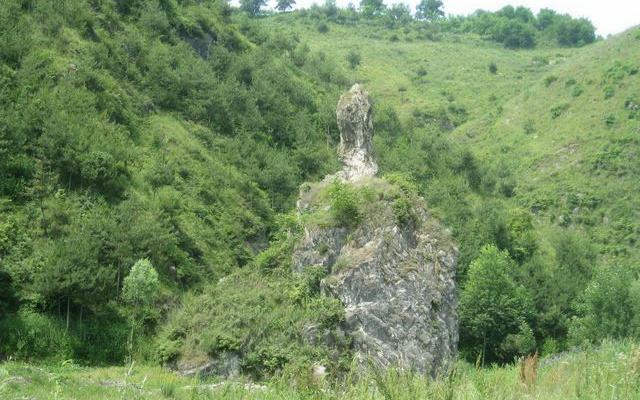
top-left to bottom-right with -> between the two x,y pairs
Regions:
264,16 -> 569,122
265,16 -> 640,267
457,28 -> 640,266
2,341 -> 639,399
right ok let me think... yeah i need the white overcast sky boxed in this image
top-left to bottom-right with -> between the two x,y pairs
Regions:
255,0 -> 640,36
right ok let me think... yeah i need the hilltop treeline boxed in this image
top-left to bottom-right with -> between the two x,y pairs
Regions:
261,1 -> 596,49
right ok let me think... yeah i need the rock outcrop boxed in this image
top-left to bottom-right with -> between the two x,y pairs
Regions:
335,84 -> 378,181
293,85 -> 458,376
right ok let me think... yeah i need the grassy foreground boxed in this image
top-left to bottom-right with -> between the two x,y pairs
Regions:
1,341 -> 639,400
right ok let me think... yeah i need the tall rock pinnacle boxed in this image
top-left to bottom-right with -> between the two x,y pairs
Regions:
336,84 -> 378,181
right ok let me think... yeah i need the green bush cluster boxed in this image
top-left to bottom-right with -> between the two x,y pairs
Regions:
328,181 -> 363,228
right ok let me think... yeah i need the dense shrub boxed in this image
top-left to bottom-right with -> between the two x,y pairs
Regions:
569,267 -> 640,344
328,181 -> 362,228
346,49 -> 361,69
0,311 -> 74,362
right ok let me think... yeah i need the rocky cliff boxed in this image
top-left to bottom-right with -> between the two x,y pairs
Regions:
293,84 -> 458,376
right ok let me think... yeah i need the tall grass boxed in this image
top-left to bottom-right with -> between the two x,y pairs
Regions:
1,340 -> 639,399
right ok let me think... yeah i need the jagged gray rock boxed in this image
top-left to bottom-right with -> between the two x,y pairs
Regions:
293,188 -> 458,375
176,352 -> 240,379
335,84 -> 378,181
293,86 -> 458,376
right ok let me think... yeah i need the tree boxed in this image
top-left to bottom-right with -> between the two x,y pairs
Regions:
555,18 -> 596,47
416,0 -> 444,21
459,245 -> 534,364
385,3 -> 412,27
275,0 -> 295,12
122,259 -> 160,352
536,8 -> 557,30
359,0 -> 385,18
240,0 -> 267,16
569,267 -> 640,345
491,18 -> 536,49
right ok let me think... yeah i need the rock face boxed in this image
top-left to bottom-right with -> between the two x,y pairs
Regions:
293,187 -> 458,375
293,85 -> 458,376
335,84 -> 378,181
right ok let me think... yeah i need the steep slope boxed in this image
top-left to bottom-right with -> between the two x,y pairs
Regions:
458,28 -> 640,266
0,0 -> 343,363
264,14 -> 574,124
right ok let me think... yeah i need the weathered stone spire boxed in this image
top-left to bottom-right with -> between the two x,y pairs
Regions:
336,84 -> 378,181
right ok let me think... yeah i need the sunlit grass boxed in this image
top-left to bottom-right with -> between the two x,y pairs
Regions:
2,341 -> 639,399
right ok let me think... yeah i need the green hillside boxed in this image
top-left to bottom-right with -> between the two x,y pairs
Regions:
264,14 -> 639,268
459,29 -> 640,266
2,0 -> 640,398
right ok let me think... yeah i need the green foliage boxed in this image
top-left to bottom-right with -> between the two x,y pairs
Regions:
122,259 -> 160,309
416,0 -> 444,22
4,340 -> 640,398
385,4 -> 412,28
0,0 -> 342,364
276,0 -> 296,12
328,181 -> 362,228
603,113 -> 616,127
254,213 -> 301,271
0,268 -> 18,317
157,267 -> 347,379
0,0 -> 635,382
491,18 -> 536,49
544,75 -> 558,87
346,49 -> 361,69
571,84 -> 583,97
459,245 -> 535,363
317,21 -> 329,33
359,0 -> 386,18
240,0 -> 267,16
550,103 -> 569,119
569,266 -> 640,345
0,310 -> 73,362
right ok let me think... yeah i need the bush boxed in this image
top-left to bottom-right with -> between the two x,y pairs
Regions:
603,85 -> 615,99
604,114 -> 616,127
544,75 -> 558,87
392,195 -> 418,228
523,119 -> 535,134
569,267 -> 640,345
416,67 -> 428,77
0,311 -> 74,361
571,85 -> 583,97
550,103 -> 569,119
328,181 -> 362,228
346,49 -> 361,69
491,19 -> 536,49
317,22 -> 329,33
488,62 -> 498,74
0,269 -> 18,317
